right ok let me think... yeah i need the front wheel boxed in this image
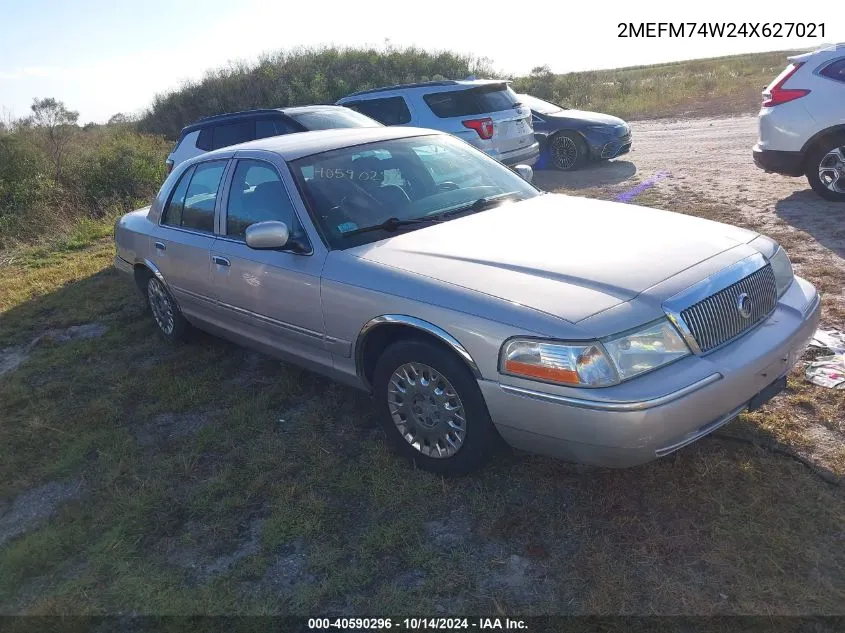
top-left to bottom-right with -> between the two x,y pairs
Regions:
549,131 -> 587,171
373,340 -> 496,474
805,137 -> 845,202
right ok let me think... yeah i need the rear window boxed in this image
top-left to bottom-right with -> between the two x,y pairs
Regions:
287,108 -> 382,130
424,84 -> 519,118
820,58 -> 845,83
343,97 -> 411,125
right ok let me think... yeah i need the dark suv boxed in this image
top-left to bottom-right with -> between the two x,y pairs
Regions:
165,105 -> 382,173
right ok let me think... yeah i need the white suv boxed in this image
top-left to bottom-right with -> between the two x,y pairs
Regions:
336,79 -> 539,167
753,43 -> 845,201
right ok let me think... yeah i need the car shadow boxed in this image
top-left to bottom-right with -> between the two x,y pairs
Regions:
775,190 -> 845,258
532,159 -> 637,191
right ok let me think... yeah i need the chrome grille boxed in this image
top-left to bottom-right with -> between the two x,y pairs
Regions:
680,265 -> 777,353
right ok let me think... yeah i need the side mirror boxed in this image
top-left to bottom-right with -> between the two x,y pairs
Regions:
245,221 -> 289,250
514,164 -> 533,183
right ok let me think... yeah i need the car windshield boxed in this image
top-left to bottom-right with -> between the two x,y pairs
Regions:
291,134 -> 540,248
287,108 -> 382,130
519,94 -> 567,115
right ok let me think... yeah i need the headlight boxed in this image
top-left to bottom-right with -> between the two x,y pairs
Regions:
602,320 -> 691,381
586,125 -> 612,135
769,246 -> 794,297
500,339 -> 617,387
501,320 -> 691,388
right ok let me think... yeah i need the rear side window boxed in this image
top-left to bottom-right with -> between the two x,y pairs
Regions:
162,160 -> 227,233
162,166 -> 195,227
820,58 -> 845,83
344,97 -> 411,125
212,121 -> 254,149
424,84 -> 519,118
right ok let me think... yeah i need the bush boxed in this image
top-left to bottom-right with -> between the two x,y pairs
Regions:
139,45 -> 495,139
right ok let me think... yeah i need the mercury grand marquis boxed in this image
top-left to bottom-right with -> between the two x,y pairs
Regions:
114,127 -> 820,474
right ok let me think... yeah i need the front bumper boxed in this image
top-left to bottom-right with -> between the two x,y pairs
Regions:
752,145 -> 804,177
585,132 -> 632,160
481,277 -> 820,467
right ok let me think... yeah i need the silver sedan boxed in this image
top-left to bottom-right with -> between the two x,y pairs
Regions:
114,127 -> 820,474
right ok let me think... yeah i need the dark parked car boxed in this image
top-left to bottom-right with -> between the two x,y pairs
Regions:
517,94 -> 632,171
165,105 -> 382,173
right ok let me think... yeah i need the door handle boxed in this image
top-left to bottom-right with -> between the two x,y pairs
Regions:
154,241 -> 166,251
212,255 -> 230,267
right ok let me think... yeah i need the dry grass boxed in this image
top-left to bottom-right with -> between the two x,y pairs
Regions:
512,50 -> 806,121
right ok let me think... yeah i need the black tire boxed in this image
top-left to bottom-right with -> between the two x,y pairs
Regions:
144,275 -> 189,342
549,131 -> 587,171
372,339 -> 496,475
805,135 -> 845,202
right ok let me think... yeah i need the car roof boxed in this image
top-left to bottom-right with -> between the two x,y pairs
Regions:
196,126 -> 441,162
179,104 -> 352,135
339,78 -> 508,100
789,42 -> 845,63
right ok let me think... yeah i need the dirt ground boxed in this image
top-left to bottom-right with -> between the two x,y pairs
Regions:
534,114 -> 845,326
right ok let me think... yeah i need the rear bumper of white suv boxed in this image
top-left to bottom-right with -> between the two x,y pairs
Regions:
752,145 -> 804,177
495,142 -> 540,167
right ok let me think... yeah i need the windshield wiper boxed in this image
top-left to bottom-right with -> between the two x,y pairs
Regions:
340,193 -> 522,238
433,192 -> 521,220
340,216 -> 438,238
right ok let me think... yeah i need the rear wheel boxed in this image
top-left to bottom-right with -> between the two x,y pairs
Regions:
805,136 -> 845,202
373,339 -> 496,474
145,276 -> 189,342
550,131 -> 587,171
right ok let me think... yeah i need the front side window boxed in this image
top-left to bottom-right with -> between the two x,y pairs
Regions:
180,160 -> 227,232
820,58 -> 845,83
255,117 -> 298,139
423,84 -> 520,118
292,134 -> 539,249
225,159 -> 305,240
344,97 -> 411,125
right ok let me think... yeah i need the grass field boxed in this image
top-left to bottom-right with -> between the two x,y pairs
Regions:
1,192 -> 843,619
512,49 -> 804,120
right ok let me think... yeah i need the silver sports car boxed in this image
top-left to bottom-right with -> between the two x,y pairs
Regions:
114,126 -> 820,473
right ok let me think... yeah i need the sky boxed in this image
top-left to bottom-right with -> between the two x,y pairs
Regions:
0,0 -> 840,123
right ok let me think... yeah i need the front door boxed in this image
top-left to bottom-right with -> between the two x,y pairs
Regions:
210,157 -> 330,367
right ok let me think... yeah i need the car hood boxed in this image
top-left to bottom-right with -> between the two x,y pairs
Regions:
544,109 -> 626,127
348,194 -> 758,323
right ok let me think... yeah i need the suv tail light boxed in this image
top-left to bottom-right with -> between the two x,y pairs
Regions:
462,117 -> 495,140
762,63 -> 810,107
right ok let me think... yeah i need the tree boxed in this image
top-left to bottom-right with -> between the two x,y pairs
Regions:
30,97 -> 79,182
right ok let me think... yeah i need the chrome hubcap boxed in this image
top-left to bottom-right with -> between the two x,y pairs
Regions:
819,146 -> 845,193
552,135 -> 578,169
147,278 -> 175,335
387,362 -> 466,459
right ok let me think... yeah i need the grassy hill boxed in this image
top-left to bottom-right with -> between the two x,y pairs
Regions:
511,49 -> 804,120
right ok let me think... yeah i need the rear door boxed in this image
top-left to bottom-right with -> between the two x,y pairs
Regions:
422,83 -> 534,155
210,155 -> 331,366
152,159 -> 229,321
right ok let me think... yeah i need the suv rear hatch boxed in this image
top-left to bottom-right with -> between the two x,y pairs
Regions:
423,83 -> 534,155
